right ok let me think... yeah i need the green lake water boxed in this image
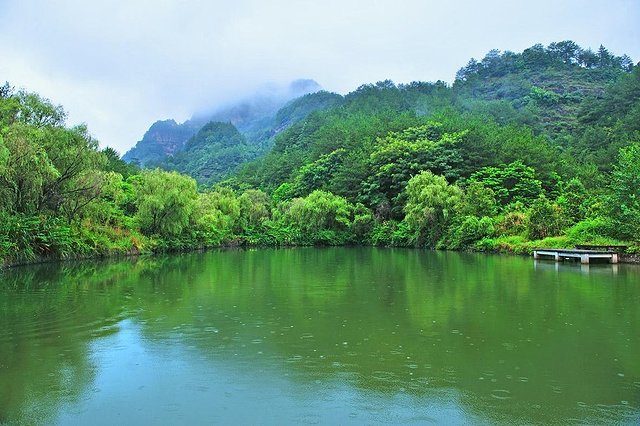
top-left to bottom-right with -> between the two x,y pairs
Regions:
0,248 -> 639,425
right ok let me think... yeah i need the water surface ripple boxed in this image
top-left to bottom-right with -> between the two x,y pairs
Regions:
0,248 -> 639,425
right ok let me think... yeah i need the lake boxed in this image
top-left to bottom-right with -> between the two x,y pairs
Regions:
1,248 -> 638,425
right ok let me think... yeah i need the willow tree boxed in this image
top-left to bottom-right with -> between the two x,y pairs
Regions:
0,89 -> 105,219
132,169 -> 198,237
403,171 -> 463,247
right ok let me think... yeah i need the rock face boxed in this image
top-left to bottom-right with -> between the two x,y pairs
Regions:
122,79 -> 324,167
122,119 -> 200,167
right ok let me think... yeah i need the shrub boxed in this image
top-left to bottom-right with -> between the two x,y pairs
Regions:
495,211 -> 527,236
526,196 -> 566,240
445,216 -> 495,250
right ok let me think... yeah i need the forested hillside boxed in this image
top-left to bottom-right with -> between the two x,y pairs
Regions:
1,41 -> 639,266
122,79 -> 325,169
158,90 -> 343,186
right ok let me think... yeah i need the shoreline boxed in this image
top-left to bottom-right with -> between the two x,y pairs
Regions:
2,245 -> 639,271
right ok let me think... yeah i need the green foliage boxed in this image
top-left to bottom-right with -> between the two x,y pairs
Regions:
474,235 -> 529,254
188,187 -> 241,246
350,203 -> 375,243
607,143 -> 640,241
0,91 -> 107,222
495,209 -> 528,237
361,125 -> 465,216
283,190 -> 352,234
564,217 -> 617,245
0,123 -> 58,214
102,147 -> 139,178
161,121 -> 250,186
2,42 -> 639,264
403,171 -> 463,247
238,189 -> 271,229
272,182 -> 295,203
274,91 -> 343,129
526,196 -> 566,240
528,86 -> 561,106
369,220 -> 411,247
292,148 -> 346,196
555,178 -> 589,224
459,182 -> 498,217
470,161 -> 543,207
132,169 -> 198,237
1,89 -> 66,128
444,216 -> 495,250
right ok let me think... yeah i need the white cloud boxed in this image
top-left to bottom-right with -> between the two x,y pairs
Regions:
1,0 -> 638,153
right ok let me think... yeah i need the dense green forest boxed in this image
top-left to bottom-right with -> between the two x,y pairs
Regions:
1,41 -> 639,267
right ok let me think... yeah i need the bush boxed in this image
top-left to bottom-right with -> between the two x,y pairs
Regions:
474,235 -> 527,253
495,211 -> 527,236
0,214 -> 77,263
564,217 -> 626,245
526,196 -> 566,240
445,216 -> 495,250
370,220 -> 411,247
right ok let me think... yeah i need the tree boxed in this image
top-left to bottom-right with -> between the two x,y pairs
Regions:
578,48 -> 599,68
555,178 -> 589,224
526,196 -> 565,240
102,147 -> 138,178
283,190 -> 354,245
13,91 -> 66,128
70,171 -> 127,226
132,169 -> 198,237
361,125 -> 465,216
403,171 -> 462,247
39,124 -> 106,216
608,143 -> 640,240
0,123 -> 57,214
445,216 -> 495,250
455,58 -> 480,82
238,189 -> 271,229
0,87 -> 107,219
547,40 -> 581,65
460,182 -> 497,217
292,148 -> 345,196
521,43 -> 553,69
470,161 -> 543,207
192,187 -> 241,241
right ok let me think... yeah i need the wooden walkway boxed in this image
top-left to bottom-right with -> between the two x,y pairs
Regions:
533,248 -> 619,264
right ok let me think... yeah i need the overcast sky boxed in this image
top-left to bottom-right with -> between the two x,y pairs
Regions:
1,0 -> 639,154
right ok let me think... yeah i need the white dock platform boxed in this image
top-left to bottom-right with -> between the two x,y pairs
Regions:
533,249 -> 618,264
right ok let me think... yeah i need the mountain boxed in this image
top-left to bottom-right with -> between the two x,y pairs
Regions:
159,90 -> 343,186
125,41 -> 636,194
451,42 -> 633,136
232,41 -> 635,211
160,122 -> 249,186
121,119 -> 200,166
122,79 -> 323,167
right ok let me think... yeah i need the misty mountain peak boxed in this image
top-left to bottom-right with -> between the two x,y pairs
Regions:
288,79 -> 322,97
123,78 -> 328,168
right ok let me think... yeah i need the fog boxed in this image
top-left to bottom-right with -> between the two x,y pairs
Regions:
1,0 -> 638,154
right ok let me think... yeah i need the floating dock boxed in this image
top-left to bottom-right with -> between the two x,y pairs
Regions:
533,248 -> 619,264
